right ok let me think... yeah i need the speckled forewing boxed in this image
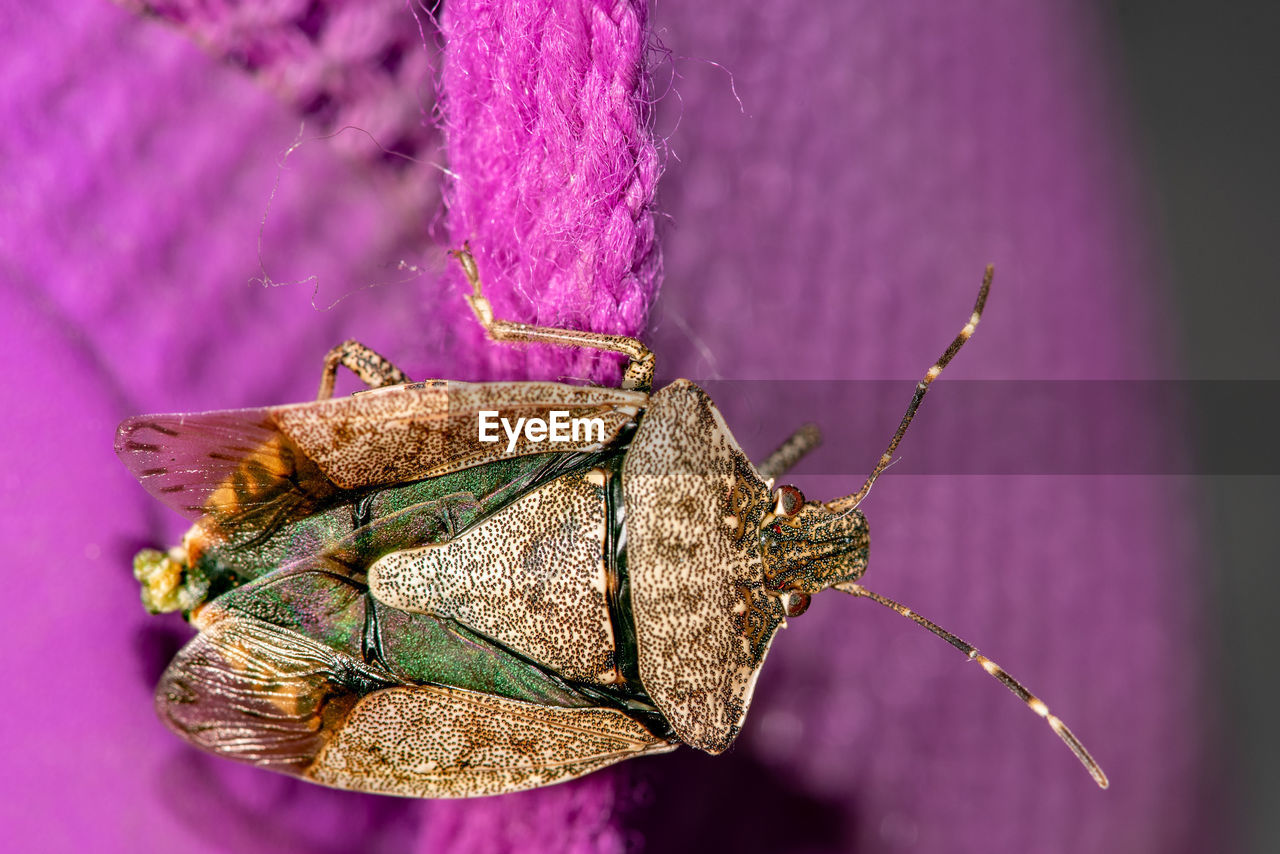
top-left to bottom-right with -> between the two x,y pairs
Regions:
368,469 -> 619,684
309,686 -> 673,798
622,380 -> 786,753
274,381 -> 644,489
116,381 -> 644,520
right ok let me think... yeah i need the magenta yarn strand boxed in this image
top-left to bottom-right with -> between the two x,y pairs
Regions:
407,3 -> 661,851
441,0 -> 662,384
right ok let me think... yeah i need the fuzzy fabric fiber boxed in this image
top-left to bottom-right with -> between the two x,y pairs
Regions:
0,1 -> 1216,853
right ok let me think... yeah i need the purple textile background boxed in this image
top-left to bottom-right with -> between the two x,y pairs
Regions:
0,1 -> 1215,853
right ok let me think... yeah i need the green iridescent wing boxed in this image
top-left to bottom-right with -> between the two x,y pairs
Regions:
184,449 -> 586,598
189,561 -> 598,707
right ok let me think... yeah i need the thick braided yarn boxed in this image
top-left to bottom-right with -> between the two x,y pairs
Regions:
441,0 -> 661,385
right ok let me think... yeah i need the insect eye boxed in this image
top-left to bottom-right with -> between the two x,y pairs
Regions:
773,485 -> 805,516
782,590 -> 811,618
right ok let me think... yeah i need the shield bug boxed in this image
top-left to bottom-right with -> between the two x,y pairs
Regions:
117,247 -> 1107,797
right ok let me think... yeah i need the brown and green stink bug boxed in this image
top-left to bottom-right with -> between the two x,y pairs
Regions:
117,247 -> 1107,798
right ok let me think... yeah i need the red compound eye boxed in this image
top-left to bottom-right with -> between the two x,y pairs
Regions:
782,591 -> 811,617
774,485 -> 804,516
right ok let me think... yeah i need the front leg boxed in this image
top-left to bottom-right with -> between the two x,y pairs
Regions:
452,244 -> 656,391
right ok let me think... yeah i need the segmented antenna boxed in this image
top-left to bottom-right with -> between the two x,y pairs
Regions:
827,265 -> 992,513
835,581 -> 1109,789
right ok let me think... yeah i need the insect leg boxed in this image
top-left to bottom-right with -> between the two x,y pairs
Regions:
361,593 -> 388,667
757,423 -> 822,481
827,266 -> 992,512
316,339 -> 411,400
452,244 -> 656,391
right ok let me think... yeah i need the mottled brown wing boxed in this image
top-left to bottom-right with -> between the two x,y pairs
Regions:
157,614 -> 674,797
308,685 -> 675,798
155,615 -> 394,774
116,406 -> 338,525
117,381 -> 646,522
